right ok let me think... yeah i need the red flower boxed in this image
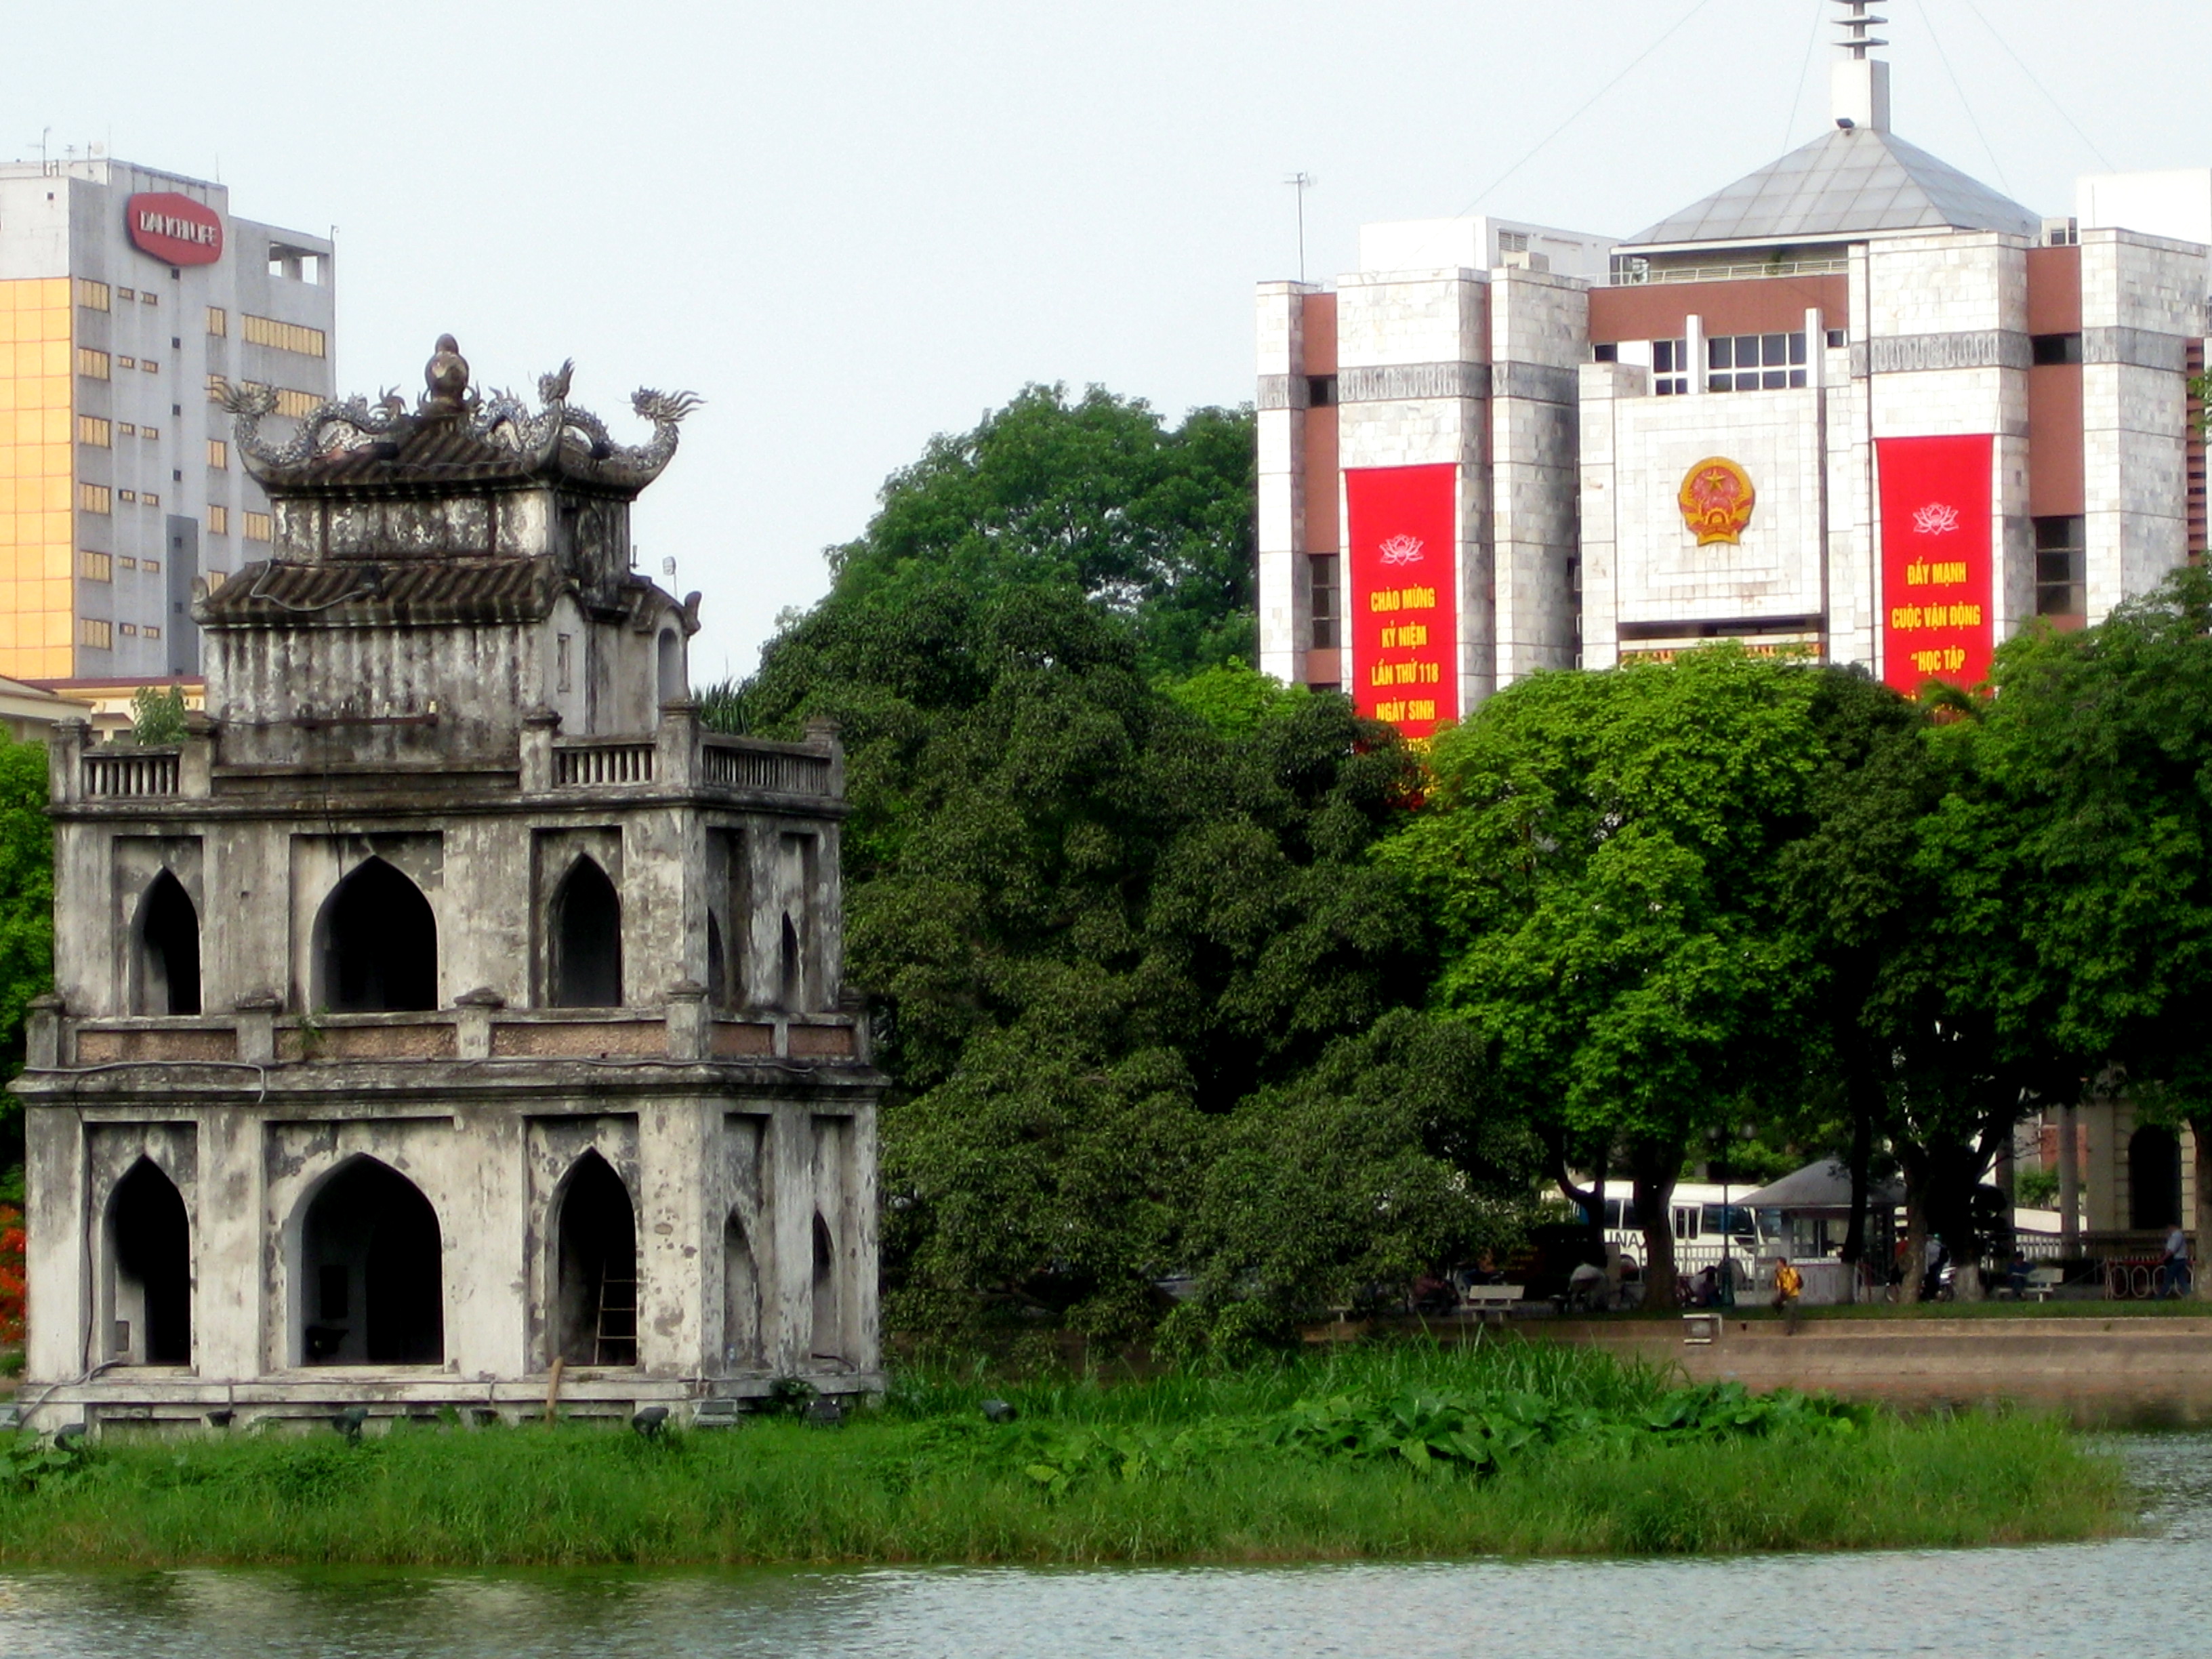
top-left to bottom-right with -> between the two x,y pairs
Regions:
0,1204 -> 25,1347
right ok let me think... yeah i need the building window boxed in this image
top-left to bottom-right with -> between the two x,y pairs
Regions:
243,511 -> 273,542
118,287 -> 135,302
78,415 -> 111,448
2032,333 -> 2083,366
79,617 -> 112,650
77,278 -> 110,312
119,422 -> 136,436
273,388 -> 321,418
141,358 -> 159,375
206,374 -> 228,403
1593,342 -> 1619,363
79,550 -> 112,583
2035,516 -> 2085,617
144,625 -> 161,640
143,558 -> 162,574
1653,338 -> 1689,396
242,314 -> 328,357
81,484 -> 112,514
119,623 -> 139,637
1708,331 -> 1807,392
1309,553 -> 1341,649
140,290 -> 157,307
1306,375 -> 1337,407
78,348 -> 110,380
207,438 -> 228,470
207,504 -> 228,535
140,426 -> 160,441
119,556 -> 138,570
205,306 -> 228,337
119,489 -> 138,504
1498,229 -> 1529,254
119,356 -> 136,370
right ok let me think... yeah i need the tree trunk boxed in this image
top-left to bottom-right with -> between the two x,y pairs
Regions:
1631,1139 -> 1683,1310
1898,1153 -> 1929,1304
1840,1062 -> 1877,1269
2193,1117 -> 2212,1303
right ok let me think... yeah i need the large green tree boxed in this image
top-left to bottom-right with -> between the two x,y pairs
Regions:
1383,648 -> 1824,1306
823,384 -> 1257,678
724,571 -> 1450,1342
0,739 -> 52,1199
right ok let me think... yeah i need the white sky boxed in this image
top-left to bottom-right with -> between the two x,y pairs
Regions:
7,1 -> 2207,680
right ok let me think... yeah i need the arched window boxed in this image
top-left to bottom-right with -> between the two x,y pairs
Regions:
108,1158 -> 191,1365
723,1211 -> 760,1371
317,858 -> 438,1012
2131,1126 -> 2183,1231
811,1212 -> 840,1363
656,628 -> 683,706
132,870 -> 202,1015
553,1151 -> 638,1366
550,857 -> 623,1008
300,1158 -> 443,1364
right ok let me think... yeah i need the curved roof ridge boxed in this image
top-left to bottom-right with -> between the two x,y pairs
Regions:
1622,126 -> 2041,249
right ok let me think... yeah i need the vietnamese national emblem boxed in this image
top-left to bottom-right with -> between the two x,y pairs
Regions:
1677,457 -> 1756,546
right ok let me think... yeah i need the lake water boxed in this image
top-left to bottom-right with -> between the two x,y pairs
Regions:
4,1435 -> 2209,1658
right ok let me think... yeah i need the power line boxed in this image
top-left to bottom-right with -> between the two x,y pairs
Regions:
1457,0 -> 1718,217
1780,0 -> 1828,154
1917,0 -> 2013,199
1957,0 -> 2114,171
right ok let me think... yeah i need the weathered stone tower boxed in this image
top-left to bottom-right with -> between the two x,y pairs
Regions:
12,342 -> 882,1431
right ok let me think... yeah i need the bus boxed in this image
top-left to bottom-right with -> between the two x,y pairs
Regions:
1578,1181 -> 1771,1273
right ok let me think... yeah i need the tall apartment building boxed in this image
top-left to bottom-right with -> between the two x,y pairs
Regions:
1257,9 -> 2211,736
0,155 -> 334,682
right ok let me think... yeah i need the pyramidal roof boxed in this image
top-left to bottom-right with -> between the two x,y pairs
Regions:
1622,125 -> 2041,250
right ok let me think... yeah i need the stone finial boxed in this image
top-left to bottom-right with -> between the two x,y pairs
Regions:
424,334 -> 470,417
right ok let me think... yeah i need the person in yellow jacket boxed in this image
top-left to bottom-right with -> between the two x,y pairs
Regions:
1774,1258 -> 1804,1333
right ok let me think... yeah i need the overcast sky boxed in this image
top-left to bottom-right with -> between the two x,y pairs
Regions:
9,1 -> 2207,679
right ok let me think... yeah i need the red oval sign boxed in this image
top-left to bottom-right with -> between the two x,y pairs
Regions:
126,192 -> 224,266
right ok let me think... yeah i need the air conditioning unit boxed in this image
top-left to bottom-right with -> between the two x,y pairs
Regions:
1502,249 -> 1551,272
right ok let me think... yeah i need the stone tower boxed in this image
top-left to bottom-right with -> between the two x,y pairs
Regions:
12,342 -> 882,1431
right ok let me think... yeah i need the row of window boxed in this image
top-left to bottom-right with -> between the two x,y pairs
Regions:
76,279 -> 160,312
78,421 -> 224,472
78,348 -> 158,380
77,618 -> 163,648
79,552 -> 176,581
241,314 -> 327,357
1600,330 -> 2089,394
78,487 -> 267,538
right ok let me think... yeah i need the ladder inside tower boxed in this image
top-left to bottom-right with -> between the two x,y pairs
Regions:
593,1268 -> 638,1366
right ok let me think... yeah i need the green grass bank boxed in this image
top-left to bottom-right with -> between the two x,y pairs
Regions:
0,1345 -> 2129,1567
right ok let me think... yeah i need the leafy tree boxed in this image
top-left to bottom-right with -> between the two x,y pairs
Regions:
1383,648 -> 1824,1306
726,573 -> 1443,1340
823,385 -> 1256,677
0,740 -> 52,1200
1920,569 -> 2212,1287
129,684 -> 188,745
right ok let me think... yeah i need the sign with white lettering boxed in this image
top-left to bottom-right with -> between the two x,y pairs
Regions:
126,192 -> 224,266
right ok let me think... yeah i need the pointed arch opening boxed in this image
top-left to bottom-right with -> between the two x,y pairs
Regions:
550,857 -> 623,1008
107,1158 -> 192,1365
553,1151 -> 638,1366
132,870 -> 203,1015
723,1211 -> 760,1371
317,858 -> 438,1012
657,628 -> 684,706
299,1158 -> 444,1364
811,1211 -> 841,1364
2131,1125 -> 2183,1231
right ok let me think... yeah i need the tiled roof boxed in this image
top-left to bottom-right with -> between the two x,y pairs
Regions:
1623,126 -> 2041,249
196,558 -> 557,627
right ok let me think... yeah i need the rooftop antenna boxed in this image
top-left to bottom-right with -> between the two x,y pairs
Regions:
1285,171 -> 1315,284
1829,0 -> 1891,131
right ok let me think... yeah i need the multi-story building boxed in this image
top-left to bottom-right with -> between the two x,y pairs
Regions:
0,154 -> 334,683
1257,11 -> 2211,738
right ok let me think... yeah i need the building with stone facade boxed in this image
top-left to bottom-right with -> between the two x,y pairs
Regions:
1258,9 -> 2211,745
9,340 -> 882,1433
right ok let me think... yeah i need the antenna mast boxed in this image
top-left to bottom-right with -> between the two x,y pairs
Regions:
1285,172 -> 1315,285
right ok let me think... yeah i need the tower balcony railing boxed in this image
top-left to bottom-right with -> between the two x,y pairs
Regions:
47,703 -> 843,809
36,991 -> 867,1073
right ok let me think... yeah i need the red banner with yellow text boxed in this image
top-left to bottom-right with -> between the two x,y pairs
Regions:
1346,464 -> 1458,738
1877,434 -> 1994,694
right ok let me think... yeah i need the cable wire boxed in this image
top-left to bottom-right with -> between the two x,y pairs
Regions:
1780,0 -> 1828,154
1917,0 -> 2013,199
1457,0 -> 1719,217
1957,0 -> 2114,172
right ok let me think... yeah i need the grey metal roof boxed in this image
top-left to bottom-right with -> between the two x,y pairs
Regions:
1739,1159 -> 1904,1212
1623,126 -> 2041,249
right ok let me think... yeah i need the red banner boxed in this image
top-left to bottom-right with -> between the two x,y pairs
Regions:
1877,434 -> 1994,693
1346,464 -> 1458,737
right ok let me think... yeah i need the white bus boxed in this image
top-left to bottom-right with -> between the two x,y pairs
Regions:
1582,1181 -> 1771,1273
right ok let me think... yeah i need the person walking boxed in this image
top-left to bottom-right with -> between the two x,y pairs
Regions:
1774,1258 -> 1803,1333
2162,1223 -> 2191,1298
